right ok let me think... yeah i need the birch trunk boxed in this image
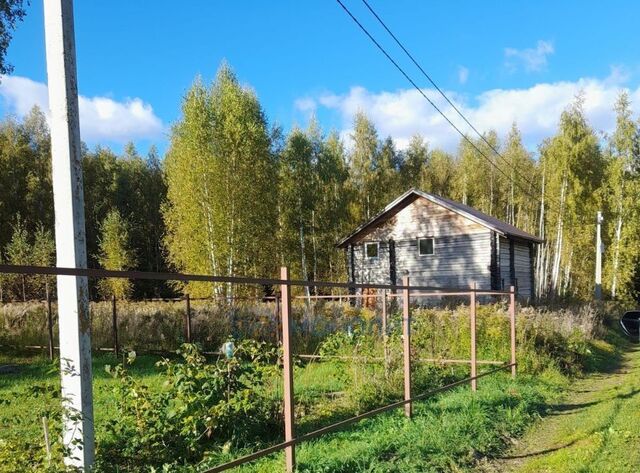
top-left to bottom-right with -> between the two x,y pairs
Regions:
489,167 -> 494,216
535,167 -> 546,296
227,196 -> 236,300
562,248 -> 573,296
551,175 -> 567,294
462,173 -> 468,205
299,200 -> 311,307
509,169 -> 515,225
312,210 -> 318,292
201,180 -> 219,297
611,194 -> 624,298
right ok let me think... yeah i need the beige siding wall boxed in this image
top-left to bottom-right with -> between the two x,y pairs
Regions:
351,198 -> 493,290
515,243 -> 532,298
352,241 -> 391,286
498,236 -> 533,298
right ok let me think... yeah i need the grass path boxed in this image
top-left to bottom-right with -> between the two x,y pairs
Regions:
484,341 -> 640,473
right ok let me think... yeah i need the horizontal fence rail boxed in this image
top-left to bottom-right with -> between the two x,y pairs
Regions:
0,264 -> 516,294
296,354 -> 506,366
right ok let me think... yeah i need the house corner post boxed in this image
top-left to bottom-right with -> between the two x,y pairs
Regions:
280,267 -> 296,472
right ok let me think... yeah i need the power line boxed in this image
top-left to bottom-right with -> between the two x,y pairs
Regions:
334,0 -> 548,213
336,0 -> 585,229
359,0 -> 547,202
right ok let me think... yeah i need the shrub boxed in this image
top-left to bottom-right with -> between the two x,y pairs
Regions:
95,341 -> 282,472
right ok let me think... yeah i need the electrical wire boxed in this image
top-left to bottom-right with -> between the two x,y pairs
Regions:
335,0 -> 593,226
360,0 -> 548,202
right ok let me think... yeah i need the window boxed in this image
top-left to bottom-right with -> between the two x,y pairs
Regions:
365,242 -> 379,259
418,237 -> 434,256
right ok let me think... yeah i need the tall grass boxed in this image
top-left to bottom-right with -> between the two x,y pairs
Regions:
0,298 -> 612,361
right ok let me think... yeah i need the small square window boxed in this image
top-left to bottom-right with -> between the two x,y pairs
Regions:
418,238 -> 434,256
365,242 -> 379,259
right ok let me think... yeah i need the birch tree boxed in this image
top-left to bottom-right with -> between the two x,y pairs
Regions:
502,124 -> 536,231
5,217 -> 30,301
606,92 -> 640,299
97,209 -> 136,300
348,112 -> 379,224
163,64 -> 277,296
31,225 -> 55,300
315,131 -> 350,282
425,149 -> 455,197
540,95 -> 604,297
278,127 -> 315,295
400,134 -> 428,190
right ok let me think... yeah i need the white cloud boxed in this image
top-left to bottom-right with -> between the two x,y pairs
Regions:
294,96 -> 317,113
309,71 -> 640,152
457,66 -> 469,85
505,40 -> 554,72
0,75 -> 165,143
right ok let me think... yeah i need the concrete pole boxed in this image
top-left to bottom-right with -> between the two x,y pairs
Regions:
43,0 -> 94,469
595,211 -> 603,300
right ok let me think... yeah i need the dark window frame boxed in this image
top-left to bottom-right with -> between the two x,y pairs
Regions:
364,241 -> 380,260
418,237 -> 435,256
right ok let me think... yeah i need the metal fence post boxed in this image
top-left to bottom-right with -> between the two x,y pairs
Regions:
280,267 -> 296,472
184,294 -> 192,343
46,291 -> 54,361
111,295 -> 119,359
402,275 -> 412,418
509,285 -> 516,378
470,283 -> 477,392
382,290 -> 390,376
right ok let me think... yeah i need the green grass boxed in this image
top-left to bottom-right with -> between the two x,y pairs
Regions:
0,350 -> 163,458
203,372 -> 562,473
485,334 -> 640,473
0,302 -> 626,472
0,348 -> 564,473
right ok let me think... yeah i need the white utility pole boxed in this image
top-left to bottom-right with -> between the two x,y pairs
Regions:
43,0 -> 94,469
595,211 -> 603,300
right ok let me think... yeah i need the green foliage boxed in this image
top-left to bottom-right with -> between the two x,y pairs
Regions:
5,215 -> 31,300
163,65 -> 278,297
97,209 -> 136,299
3,62 -> 640,306
0,0 -> 27,75
83,143 -> 168,297
96,342 -> 281,471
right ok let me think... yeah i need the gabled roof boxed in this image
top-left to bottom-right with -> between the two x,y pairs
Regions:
337,189 -> 544,248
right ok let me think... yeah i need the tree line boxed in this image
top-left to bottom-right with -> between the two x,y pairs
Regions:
0,63 -> 638,302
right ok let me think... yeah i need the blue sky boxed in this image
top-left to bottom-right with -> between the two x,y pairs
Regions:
3,0 -> 640,155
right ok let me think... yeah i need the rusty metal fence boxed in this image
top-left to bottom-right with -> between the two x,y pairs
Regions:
0,264 -> 517,473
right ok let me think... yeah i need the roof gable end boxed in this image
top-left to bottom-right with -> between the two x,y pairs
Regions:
337,189 -> 543,247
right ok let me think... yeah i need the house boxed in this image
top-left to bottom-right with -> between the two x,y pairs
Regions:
337,189 -> 543,299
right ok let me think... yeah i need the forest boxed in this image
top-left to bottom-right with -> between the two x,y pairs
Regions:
0,63 -> 638,302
